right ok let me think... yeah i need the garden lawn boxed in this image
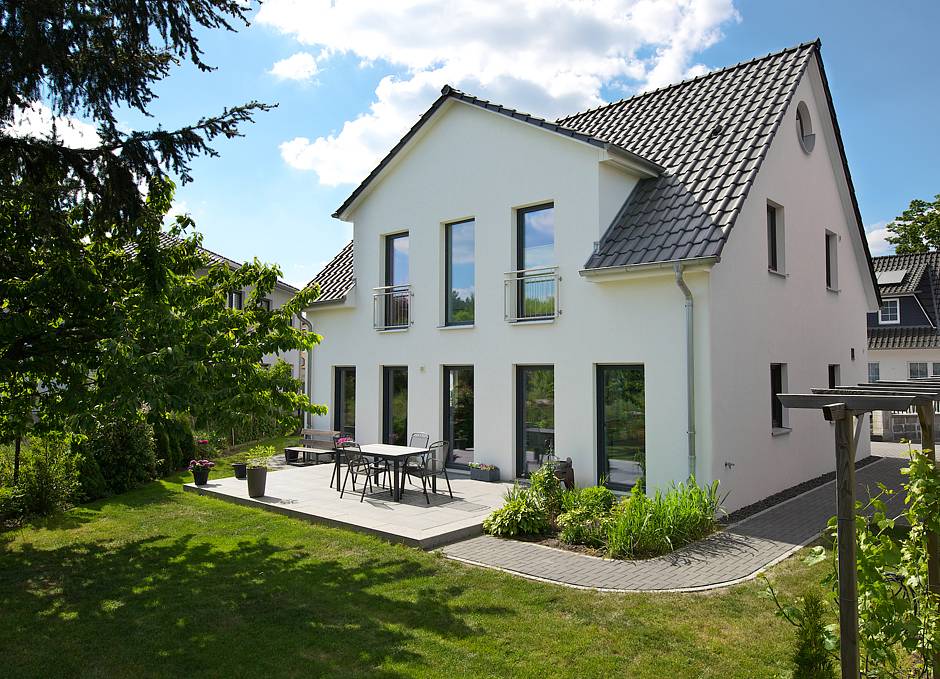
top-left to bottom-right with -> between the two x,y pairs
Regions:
0,465 -> 833,679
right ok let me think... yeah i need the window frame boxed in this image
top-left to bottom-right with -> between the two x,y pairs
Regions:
333,366 -> 356,438
825,230 -> 839,291
868,362 -> 880,383
515,364 -> 555,478
596,364 -> 646,491
828,364 -> 841,390
770,363 -> 789,431
444,219 -> 475,326
382,366 -> 408,445
227,290 -> 244,310
878,298 -> 900,325
442,365 -> 474,469
910,362 -> 929,380
767,202 -> 785,274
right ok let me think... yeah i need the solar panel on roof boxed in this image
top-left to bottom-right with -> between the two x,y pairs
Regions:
876,270 -> 907,285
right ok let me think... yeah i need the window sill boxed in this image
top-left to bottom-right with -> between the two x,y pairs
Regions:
507,318 -> 557,326
376,327 -> 409,333
768,268 -> 788,279
437,324 -> 475,331
827,286 -> 840,294
771,427 -> 792,437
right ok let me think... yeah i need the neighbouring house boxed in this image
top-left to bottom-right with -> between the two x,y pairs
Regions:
867,252 -> 940,441
303,40 -> 879,511
130,232 -> 308,384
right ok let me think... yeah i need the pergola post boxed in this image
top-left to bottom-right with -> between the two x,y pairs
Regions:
916,402 -> 940,677
826,404 -> 859,679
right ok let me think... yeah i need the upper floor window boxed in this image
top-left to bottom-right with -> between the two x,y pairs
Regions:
518,204 -> 554,270
445,219 -> 475,325
825,231 -> 839,290
878,299 -> 899,324
910,362 -> 928,380
260,298 -> 272,312
868,362 -> 880,383
385,232 -> 409,287
795,101 -> 815,154
227,291 -> 243,310
767,203 -> 785,274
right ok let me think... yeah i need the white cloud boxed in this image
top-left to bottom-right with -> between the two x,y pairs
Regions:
269,51 -> 320,81
866,221 -> 894,256
4,101 -> 99,149
258,0 -> 740,186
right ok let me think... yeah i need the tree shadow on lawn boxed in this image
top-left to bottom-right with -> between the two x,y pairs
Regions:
0,532 -> 508,678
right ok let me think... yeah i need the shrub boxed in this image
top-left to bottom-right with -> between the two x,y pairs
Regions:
82,414 -> 157,496
606,479 -> 722,559
483,486 -> 550,537
557,506 -> 610,547
0,434 -> 80,516
153,413 -> 197,473
791,593 -> 837,679
528,463 -> 564,523
562,485 -> 616,514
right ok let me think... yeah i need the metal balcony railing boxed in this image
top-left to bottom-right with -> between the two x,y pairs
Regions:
373,284 -> 412,330
504,266 -> 560,322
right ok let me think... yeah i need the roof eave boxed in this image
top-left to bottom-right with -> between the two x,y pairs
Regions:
579,255 -> 719,280
601,144 -> 663,178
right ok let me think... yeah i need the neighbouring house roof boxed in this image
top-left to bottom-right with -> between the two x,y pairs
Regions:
317,40 -> 877,303
869,251 -> 940,350
306,240 -> 354,305
331,85 -> 663,220
125,231 -> 299,293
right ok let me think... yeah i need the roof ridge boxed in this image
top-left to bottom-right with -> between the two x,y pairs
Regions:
557,39 -> 820,124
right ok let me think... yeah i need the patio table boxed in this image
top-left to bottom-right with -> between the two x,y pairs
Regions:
340,443 -> 429,502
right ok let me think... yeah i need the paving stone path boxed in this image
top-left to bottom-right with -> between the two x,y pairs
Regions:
442,457 -> 907,592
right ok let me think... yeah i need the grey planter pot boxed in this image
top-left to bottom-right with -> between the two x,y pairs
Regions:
247,467 -> 267,497
470,467 -> 500,482
231,462 -> 247,479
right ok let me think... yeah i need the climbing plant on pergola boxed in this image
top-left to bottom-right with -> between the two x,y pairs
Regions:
779,378 -> 940,679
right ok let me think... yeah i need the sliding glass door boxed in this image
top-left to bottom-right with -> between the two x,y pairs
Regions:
516,365 -> 554,477
382,366 -> 408,445
443,366 -> 474,468
333,367 -> 356,438
596,365 -> 645,490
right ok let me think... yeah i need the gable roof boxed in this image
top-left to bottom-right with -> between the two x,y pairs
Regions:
869,252 -> 940,349
331,85 -> 663,220
125,231 -> 299,293
307,240 -> 354,305
317,40 -> 877,303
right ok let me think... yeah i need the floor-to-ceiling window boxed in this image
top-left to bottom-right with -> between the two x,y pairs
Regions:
516,204 -> 555,320
443,366 -> 474,467
333,367 -> 356,438
384,232 -> 409,328
596,365 -> 645,490
516,365 -> 555,477
382,366 -> 408,445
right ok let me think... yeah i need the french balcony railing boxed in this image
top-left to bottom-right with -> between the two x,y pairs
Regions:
504,266 -> 560,322
373,284 -> 412,330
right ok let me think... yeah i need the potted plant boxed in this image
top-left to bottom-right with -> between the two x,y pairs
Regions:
189,459 -> 215,485
246,445 -> 274,498
231,461 -> 248,479
469,462 -> 500,482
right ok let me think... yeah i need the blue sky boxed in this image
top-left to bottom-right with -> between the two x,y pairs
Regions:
106,0 -> 940,285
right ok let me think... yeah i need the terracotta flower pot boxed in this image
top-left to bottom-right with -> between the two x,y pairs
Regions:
247,467 -> 267,498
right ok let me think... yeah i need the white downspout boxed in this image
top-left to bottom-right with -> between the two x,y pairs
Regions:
674,263 -> 696,479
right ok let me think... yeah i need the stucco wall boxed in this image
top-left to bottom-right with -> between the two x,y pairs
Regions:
706,54 -> 876,509
307,100 -> 701,494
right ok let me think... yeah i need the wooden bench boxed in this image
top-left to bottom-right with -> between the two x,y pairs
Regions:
284,429 -> 339,465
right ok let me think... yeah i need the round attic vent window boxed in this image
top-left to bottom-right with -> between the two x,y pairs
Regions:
795,101 -> 815,153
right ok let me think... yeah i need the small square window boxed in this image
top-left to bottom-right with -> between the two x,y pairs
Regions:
227,291 -> 243,310
910,362 -> 928,380
878,299 -> 899,324
260,298 -> 272,312
932,363 -> 940,377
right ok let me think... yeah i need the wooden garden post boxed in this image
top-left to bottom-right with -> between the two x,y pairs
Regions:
916,402 -> 940,678
826,404 -> 859,679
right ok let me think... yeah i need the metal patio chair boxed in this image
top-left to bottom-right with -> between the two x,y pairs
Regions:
408,432 -> 430,449
403,440 -> 453,504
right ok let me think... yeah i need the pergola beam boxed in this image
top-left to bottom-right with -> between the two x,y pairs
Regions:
777,393 -> 921,412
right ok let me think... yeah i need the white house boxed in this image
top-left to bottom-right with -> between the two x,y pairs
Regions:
303,40 -> 879,511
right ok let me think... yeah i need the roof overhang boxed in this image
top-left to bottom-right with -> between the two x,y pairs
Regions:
600,145 -> 662,178
579,256 -> 719,282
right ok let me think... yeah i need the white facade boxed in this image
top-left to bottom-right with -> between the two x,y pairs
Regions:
306,57 -> 876,511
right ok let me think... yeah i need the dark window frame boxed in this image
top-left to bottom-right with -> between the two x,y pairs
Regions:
595,364 -> 646,491
333,366 -> 356,438
515,364 -> 554,478
445,219 -> 475,326
442,365 -> 474,469
515,203 -> 555,321
828,363 -> 840,390
771,363 -> 785,429
382,365 -> 408,445
767,204 -> 778,272
228,290 -> 244,310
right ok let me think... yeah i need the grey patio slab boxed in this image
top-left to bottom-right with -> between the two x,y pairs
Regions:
442,456 -> 909,592
183,463 -> 510,550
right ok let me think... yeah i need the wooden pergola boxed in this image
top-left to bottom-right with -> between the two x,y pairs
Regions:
778,378 -> 940,679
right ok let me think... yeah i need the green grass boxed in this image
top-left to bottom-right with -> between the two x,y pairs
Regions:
0,462 -> 834,678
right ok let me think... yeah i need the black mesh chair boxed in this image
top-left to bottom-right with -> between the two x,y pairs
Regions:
404,440 -> 453,504
330,433 -> 354,489
339,443 -> 375,502
408,432 -> 430,449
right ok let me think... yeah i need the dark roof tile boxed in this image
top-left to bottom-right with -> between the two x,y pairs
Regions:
307,241 -> 354,305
